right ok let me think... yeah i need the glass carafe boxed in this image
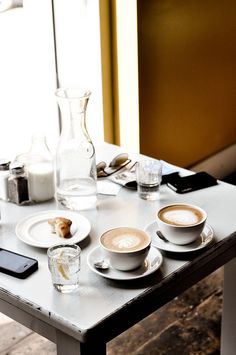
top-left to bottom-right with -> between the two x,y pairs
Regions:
55,88 -> 97,210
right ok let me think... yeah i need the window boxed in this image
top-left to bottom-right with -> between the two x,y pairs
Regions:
0,0 -> 104,161
53,0 -> 104,146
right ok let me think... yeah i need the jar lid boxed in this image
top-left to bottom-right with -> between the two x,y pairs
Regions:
0,159 -> 11,171
10,162 -> 25,175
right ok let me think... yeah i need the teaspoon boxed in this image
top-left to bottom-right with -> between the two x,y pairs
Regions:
94,260 -> 110,270
156,230 -> 169,242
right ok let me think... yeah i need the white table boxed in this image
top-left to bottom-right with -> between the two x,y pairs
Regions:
0,144 -> 236,355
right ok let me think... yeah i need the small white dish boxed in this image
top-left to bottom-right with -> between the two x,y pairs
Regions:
145,222 -> 214,253
87,245 -> 163,280
15,210 -> 91,248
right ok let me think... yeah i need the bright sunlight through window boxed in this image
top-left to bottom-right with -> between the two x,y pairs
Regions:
0,0 -> 104,161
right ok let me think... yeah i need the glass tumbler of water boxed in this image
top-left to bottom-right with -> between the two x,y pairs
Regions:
47,244 -> 81,293
136,159 -> 162,200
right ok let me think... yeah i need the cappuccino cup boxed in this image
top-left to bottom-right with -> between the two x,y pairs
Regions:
100,227 -> 151,271
157,203 -> 207,245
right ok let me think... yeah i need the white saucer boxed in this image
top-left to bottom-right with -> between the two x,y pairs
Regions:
15,210 -> 91,248
87,246 -> 163,281
145,222 -> 214,253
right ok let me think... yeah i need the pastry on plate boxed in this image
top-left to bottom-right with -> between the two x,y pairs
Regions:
48,217 -> 72,238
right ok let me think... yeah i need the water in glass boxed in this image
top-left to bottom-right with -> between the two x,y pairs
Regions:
136,159 -> 162,201
48,244 -> 81,293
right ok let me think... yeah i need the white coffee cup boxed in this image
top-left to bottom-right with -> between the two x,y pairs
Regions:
99,227 -> 151,271
157,203 -> 207,245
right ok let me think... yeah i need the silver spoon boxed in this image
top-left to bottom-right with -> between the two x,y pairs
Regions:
94,260 -> 110,270
156,230 -> 169,242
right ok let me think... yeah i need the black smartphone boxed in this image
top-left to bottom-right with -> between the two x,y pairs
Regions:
161,171 -> 180,185
167,171 -> 218,193
0,248 -> 38,279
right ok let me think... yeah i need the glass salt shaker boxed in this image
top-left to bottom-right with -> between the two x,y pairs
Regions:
0,159 -> 11,201
8,163 -> 29,205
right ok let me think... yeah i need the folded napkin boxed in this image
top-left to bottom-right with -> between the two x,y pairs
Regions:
97,180 -> 122,196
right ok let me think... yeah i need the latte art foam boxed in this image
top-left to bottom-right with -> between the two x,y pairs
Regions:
161,210 -> 199,225
159,205 -> 204,226
101,228 -> 150,252
112,235 -> 141,250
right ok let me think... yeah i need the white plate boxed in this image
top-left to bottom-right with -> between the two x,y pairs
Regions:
15,210 -> 91,248
145,222 -> 214,253
87,246 -> 163,281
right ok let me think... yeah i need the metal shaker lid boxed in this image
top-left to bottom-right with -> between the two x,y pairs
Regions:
0,159 -> 11,171
9,162 -> 25,175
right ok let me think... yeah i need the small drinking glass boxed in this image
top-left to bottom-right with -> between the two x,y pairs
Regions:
136,159 -> 162,200
47,244 -> 81,293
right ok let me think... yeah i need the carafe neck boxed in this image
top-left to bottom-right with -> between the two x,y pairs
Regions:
56,88 -> 92,141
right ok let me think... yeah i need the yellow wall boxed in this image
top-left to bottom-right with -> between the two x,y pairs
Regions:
137,0 -> 236,167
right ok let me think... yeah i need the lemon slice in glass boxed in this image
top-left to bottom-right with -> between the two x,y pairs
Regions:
57,251 -> 70,280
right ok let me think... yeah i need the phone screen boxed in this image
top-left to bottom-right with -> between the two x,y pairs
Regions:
0,249 -> 30,271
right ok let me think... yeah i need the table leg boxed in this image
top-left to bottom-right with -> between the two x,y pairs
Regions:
56,330 -> 106,355
221,258 -> 236,355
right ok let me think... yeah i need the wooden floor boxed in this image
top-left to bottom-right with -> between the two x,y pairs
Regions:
0,268 -> 223,355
